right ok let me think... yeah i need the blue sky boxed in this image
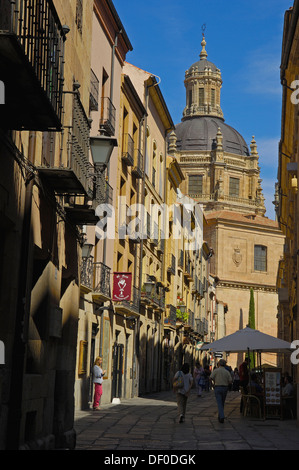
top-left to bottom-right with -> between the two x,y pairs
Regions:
113,0 -> 293,220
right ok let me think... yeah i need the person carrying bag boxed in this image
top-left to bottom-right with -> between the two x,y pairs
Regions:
173,363 -> 193,423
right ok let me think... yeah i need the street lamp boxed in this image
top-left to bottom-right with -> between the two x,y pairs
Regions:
178,304 -> 186,314
144,281 -> 155,295
82,243 -> 93,259
90,135 -> 118,172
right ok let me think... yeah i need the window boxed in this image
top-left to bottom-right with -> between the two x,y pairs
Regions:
254,245 -> 267,271
229,177 -> 239,198
188,89 -> 192,107
188,175 -> 203,195
211,89 -> 216,107
198,88 -> 204,106
90,69 -> 99,112
76,0 -> 83,34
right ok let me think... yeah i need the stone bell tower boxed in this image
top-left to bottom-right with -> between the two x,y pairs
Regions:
183,34 -> 224,121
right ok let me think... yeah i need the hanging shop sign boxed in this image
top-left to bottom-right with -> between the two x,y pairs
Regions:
112,272 -> 132,302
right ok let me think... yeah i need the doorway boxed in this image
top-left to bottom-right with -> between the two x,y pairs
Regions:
111,342 -> 124,400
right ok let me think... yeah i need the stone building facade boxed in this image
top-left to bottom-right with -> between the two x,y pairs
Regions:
277,0 -> 299,400
169,35 -> 285,369
0,0 -> 95,449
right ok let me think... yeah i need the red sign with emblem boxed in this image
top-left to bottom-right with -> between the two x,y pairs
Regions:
112,272 -> 132,302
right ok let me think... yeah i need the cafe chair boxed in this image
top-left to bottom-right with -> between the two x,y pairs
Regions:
282,395 -> 296,419
241,386 -> 262,419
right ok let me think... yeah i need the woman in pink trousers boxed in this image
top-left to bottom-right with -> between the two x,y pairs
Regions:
93,356 -> 106,410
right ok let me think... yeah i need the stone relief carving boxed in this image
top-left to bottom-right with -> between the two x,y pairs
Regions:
232,247 -> 242,267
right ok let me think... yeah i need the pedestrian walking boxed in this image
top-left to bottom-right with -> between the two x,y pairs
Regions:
210,359 -> 232,423
173,363 -> 193,423
92,356 -> 106,410
232,367 -> 240,391
193,362 -> 204,397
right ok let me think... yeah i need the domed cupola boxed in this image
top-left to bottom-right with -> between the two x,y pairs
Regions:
183,35 -> 224,120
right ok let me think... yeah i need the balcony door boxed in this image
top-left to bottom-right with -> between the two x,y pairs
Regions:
111,342 -> 124,400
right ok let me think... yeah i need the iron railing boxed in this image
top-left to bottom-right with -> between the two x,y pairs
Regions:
66,92 -> 91,194
122,133 -> 134,166
117,285 -> 140,313
178,249 -> 184,268
81,260 -> 111,299
0,0 -> 66,124
94,262 -> 111,298
81,256 -> 94,290
93,170 -> 113,206
132,149 -> 143,178
167,254 -> 176,275
100,96 -> 116,136
167,305 -> 177,327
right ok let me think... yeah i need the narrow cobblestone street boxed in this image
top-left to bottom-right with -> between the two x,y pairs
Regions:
74,389 -> 299,452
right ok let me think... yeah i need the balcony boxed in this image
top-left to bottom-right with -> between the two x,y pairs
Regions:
0,0 -> 66,130
150,222 -> 159,247
132,149 -> 143,178
80,259 -> 111,302
81,256 -> 94,292
140,276 -> 165,311
164,305 -> 177,328
100,97 -> 116,136
38,92 -> 91,195
178,250 -> 184,269
92,262 -> 111,301
63,168 -> 113,225
157,236 -> 165,255
183,254 -> 193,281
114,285 -> 140,315
167,254 -> 176,275
122,133 -> 134,166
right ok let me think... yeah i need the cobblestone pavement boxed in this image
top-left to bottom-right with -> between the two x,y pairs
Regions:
74,389 -> 299,451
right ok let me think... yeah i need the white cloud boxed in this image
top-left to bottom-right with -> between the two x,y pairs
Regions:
255,137 -> 280,167
239,45 -> 282,96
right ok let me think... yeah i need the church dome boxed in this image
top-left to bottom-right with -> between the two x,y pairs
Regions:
178,34 -> 249,157
187,58 -> 219,74
175,116 -> 250,156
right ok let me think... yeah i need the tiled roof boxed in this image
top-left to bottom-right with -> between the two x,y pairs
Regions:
205,210 -> 279,229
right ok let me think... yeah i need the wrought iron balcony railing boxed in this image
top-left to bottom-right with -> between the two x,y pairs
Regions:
94,262 -> 111,299
164,305 -> 176,327
0,0 -> 66,130
195,319 -> 204,336
81,259 -> 111,300
38,92 -> 91,196
157,236 -> 165,254
167,254 -> 176,275
93,170 -> 113,207
100,96 -> 116,136
132,149 -> 143,178
140,275 -> 165,310
116,285 -> 140,314
122,133 -> 134,166
178,249 -> 184,268
81,256 -> 94,290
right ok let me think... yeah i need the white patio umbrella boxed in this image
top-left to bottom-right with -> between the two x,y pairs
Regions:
201,327 -> 293,354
